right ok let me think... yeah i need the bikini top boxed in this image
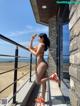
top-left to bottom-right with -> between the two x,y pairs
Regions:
33,43 -> 45,56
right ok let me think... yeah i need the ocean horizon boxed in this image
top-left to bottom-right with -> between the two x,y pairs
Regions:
0,57 -> 48,63
0,58 -> 35,63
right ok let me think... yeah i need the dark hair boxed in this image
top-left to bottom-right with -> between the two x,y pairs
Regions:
38,33 -> 50,51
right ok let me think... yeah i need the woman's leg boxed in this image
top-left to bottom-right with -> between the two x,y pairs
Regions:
35,62 -> 48,101
41,77 -> 49,83
36,62 -> 48,84
41,73 -> 59,83
41,80 -> 46,99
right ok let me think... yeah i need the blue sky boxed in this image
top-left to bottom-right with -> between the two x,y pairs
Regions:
0,0 -> 48,57
0,0 -> 69,60
63,24 -> 70,58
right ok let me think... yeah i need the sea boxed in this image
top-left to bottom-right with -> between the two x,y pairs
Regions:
0,58 -> 35,63
0,57 -> 48,63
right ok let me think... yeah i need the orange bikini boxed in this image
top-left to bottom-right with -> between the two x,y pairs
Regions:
33,44 -> 48,67
33,46 -> 38,52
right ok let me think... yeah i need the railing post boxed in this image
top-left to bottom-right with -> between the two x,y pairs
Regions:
35,56 -> 37,71
13,46 -> 18,104
30,53 -> 32,82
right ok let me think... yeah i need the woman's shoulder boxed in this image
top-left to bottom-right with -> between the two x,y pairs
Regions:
38,43 -> 45,50
39,43 -> 45,46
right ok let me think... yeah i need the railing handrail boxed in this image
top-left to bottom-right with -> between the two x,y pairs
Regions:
0,34 -> 48,105
0,34 -> 33,105
0,71 -> 30,94
0,34 -> 29,51
0,64 -> 29,75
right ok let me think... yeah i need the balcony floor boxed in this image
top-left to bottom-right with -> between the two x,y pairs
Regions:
21,80 -> 71,106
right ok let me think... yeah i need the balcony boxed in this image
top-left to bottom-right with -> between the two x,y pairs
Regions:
0,34 -> 70,106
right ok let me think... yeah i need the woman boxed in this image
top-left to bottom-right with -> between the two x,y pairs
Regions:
28,33 -> 59,104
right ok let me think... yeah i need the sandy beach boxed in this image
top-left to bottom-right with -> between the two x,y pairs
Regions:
0,62 -> 35,99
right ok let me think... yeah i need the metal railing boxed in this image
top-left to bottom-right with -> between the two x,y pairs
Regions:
0,34 -> 36,105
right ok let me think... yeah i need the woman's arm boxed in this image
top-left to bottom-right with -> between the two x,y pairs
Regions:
29,43 -> 43,56
29,34 -> 37,49
29,39 -> 34,49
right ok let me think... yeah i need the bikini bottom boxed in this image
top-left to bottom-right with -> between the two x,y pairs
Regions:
37,59 -> 48,68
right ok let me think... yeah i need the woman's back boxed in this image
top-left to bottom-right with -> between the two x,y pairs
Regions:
36,43 -> 45,65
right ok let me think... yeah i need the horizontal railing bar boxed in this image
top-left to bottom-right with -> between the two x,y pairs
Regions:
0,34 -> 29,51
0,54 -> 48,57
8,79 -> 29,103
0,54 -> 30,58
0,35 -> 49,57
17,72 -> 30,83
0,64 -> 29,75
63,55 -> 70,56
0,71 -> 29,93
44,55 -> 48,56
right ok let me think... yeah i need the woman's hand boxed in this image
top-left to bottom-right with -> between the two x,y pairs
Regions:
31,34 -> 37,40
28,34 -> 37,50
28,46 -> 38,52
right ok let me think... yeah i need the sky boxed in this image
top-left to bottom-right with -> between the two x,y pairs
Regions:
0,0 -> 69,60
63,24 -> 70,60
0,0 -> 48,57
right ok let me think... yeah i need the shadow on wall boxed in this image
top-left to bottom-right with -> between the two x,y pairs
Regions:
48,52 -> 57,76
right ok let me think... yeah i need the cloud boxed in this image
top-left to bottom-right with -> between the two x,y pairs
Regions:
18,40 -> 38,47
25,25 -> 34,30
8,30 -> 31,37
0,25 -> 48,56
8,25 -> 48,37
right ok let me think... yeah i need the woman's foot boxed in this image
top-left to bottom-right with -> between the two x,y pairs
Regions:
50,72 -> 59,83
35,97 -> 45,103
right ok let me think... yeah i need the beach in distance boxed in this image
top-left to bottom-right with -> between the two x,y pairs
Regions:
0,61 -> 35,99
